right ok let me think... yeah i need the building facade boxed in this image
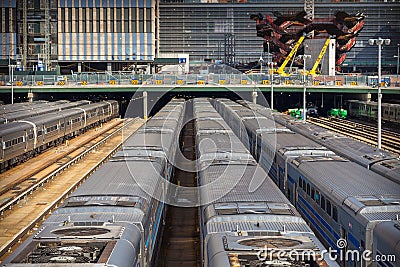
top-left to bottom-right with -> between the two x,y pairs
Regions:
0,0 -> 158,73
159,0 -> 400,73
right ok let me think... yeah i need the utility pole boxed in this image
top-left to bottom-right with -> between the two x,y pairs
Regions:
23,0 -> 27,69
369,38 -> 391,149
300,54 -> 311,122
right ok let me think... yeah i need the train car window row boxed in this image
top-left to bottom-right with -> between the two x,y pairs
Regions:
298,177 -> 338,222
3,136 -> 25,149
72,118 -> 82,124
45,124 -> 59,134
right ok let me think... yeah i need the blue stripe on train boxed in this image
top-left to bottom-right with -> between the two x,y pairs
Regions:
298,194 -> 340,241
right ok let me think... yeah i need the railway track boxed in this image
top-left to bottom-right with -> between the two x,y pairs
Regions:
308,117 -> 400,154
156,105 -> 201,267
0,118 -> 144,260
0,119 -> 123,211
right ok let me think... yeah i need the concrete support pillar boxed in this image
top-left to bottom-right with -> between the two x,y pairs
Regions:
252,91 -> 258,104
321,92 -> 324,108
107,63 -> 112,72
143,91 -> 148,120
78,63 -> 82,73
27,92 -> 33,102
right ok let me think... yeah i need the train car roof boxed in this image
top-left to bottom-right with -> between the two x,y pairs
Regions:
293,156 -> 400,219
200,164 -> 291,206
68,157 -> 163,202
197,132 -> 249,155
0,121 -> 32,135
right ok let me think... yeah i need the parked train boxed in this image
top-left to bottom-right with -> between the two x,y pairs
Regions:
193,98 -> 337,267
213,98 -> 400,267
0,101 -> 119,171
239,100 -> 400,186
346,100 -> 400,124
2,99 -> 186,267
0,100 -> 92,124
0,100 -> 68,114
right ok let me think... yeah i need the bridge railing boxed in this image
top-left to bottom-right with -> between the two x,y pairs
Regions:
0,72 -> 398,87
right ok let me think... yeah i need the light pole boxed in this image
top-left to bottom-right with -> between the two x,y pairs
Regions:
299,54 -> 311,122
394,44 -> 399,86
9,64 -> 16,104
369,37 -> 391,150
266,41 -> 275,110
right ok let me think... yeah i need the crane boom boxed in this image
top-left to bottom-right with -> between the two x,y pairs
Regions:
277,35 -> 306,76
308,38 -> 331,75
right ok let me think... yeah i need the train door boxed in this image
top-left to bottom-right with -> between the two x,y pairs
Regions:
340,226 -> 348,267
24,130 -> 28,151
0,136 -> 3,161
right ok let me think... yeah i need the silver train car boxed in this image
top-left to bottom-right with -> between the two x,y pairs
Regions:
0,100 -> 68,114
0,101 -> 119,171
213,98 -> 400,267
194,98 -> 337,267
0,100 -> 92,124
346,100 -> 400,124
2,99 -> 186,267
238,100 -> 400,186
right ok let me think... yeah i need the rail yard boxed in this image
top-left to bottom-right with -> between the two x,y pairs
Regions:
1,0 -> 400,266
0,97 -> 399,267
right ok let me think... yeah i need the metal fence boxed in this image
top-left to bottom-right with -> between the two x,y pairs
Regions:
0,71 -> 398,87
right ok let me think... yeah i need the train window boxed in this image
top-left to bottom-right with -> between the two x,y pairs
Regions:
321,195 -> 326,210
61,123 -> 65,128
311,188 -> 315,200
306,183 -> 310,196
28,133 -> 34,139
37,130 -> 42,136
302,180 -> 306,191
299,178 -> 303,188
333,206 -> 338,222
360,240 -> 365,249
315,190 -> 320,205
326,200 -> 332,216
4,140 -> 11,148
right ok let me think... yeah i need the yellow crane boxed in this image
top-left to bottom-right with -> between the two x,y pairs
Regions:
277,34 -> 306,76
308,37 -> 331,75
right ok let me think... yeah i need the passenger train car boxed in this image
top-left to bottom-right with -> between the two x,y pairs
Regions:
194,98 -> 337,267
0,100 -> 92,124
2,98 -> 186,267
213,98 -> 400,267
0,101 -> 118,171
346,100 -> 400,124
239,100 -> 400,185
